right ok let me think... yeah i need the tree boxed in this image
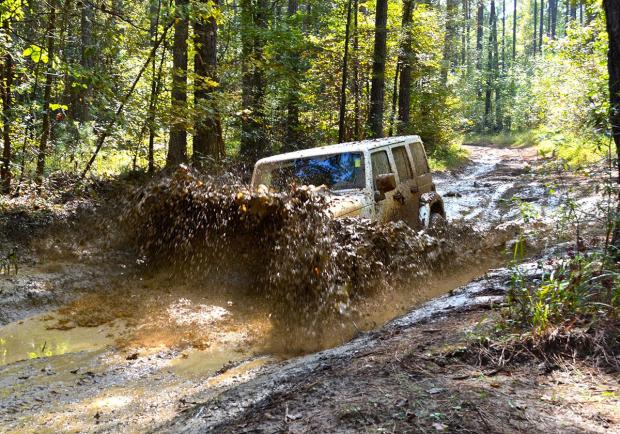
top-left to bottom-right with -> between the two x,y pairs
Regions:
603,0 -> 620,247
533,0 -> 538,53
512,0 -> 516,60
462,0 -> 470,66
75,1 -> 94,122
36,0 -> 57,182
352,0 -> 362,140
166,0 -> 189,166
397,0 -> 415,134
539,0 -> 544,52
193,0 -> 225,164
476,0 -> 484,70
240,0 -> 269,160
367,0 -> 389,138
147,0 -> 164,174
283,0 -> 304,150
338,0 -> 353,143
0,19 -> 12,193
441,0 -> 459,83
484,0 -> 497,131
549,0 -> 557,39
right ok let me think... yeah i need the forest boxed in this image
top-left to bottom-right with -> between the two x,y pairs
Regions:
0,0 -> 619,432
0,0 -> 614,182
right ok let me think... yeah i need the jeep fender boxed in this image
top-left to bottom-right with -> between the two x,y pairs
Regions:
419,192 -> 445,227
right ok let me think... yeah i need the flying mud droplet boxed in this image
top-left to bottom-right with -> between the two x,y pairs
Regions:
123,167 -> 501,349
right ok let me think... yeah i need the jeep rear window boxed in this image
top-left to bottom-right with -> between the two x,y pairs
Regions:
410,142 -> 429,174
255,152 -> 365,191
392,146 -> 413,181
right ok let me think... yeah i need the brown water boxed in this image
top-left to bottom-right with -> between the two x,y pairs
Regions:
0,313 -> 118,366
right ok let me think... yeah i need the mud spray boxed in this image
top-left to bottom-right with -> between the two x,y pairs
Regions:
123,167 -> 508,353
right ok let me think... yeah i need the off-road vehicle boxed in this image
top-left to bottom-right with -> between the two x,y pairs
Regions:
251,136 -> 445,229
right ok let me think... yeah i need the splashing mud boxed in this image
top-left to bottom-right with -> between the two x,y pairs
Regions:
124,167 -> 507,349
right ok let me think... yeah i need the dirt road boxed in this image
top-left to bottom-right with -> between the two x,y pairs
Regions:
0,144 -> 615,433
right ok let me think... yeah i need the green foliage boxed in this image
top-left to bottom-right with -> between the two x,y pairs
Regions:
22,45 -> 48,63
427,142 -> 469,171
0,0 -> 612,182
506,251 -> 620,333
466,128 -> 612,168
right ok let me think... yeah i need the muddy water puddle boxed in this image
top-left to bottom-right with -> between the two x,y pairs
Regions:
0,313 -> 120,366
0,247 -> 511,432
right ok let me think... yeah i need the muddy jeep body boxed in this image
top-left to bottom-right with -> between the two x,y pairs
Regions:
251,136 -> 445,229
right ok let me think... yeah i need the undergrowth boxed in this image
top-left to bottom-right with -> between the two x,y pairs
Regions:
427,143 -> 470,171
468,249 -> 620,370
506,250 -> 619,334
465,128 -> 613,169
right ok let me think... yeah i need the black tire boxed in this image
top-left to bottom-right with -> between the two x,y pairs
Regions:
429,212 -> 445,229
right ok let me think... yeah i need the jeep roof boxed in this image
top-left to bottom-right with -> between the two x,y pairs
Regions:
254,135 -> 423,166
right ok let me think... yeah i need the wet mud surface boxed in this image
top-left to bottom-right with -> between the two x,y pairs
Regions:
0,144 -> 613,433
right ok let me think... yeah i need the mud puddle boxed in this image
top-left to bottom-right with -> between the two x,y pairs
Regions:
0,252 -> 505,432
0,312 -> 119,366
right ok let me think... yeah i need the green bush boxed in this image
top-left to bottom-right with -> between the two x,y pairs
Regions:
506,250 -> 620,334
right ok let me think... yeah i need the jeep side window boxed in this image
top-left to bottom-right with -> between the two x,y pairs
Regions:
392,146 -> 413,181
371,150 -> 392,189
409,142 -> 429,174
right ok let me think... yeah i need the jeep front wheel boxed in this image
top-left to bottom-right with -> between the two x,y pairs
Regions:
429,212 -> 445,229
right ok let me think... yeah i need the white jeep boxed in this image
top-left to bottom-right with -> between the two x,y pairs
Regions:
251,136 -> 445,228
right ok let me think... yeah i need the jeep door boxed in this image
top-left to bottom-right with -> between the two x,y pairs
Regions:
370,149 -> 399,223
390,145 -> 420,227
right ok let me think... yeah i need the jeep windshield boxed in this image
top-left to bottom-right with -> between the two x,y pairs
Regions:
254,152 -> 366,191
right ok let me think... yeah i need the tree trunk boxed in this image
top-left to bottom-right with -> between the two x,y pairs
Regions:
549,0 -> 557,39
166,0 -> 189,167
493,1 -> 501,131
461,0 -> 468,66
1,20 -> 12,193
533,0 -> 538,53
476,0 -> 484,71
397,0 -> 415,134
441,0 -> 458,84
484,0 -> 496,131
194,0 -> 225,165
76,1 -> 94,122
338,0 -> 353,143
603,0 -> 620,248
147,0 -> 162,174
352,0 -> 361,140
539,0 -> 544,52
283,0 -> 302,150
388,62 -> 399,136
367,0 -> 389,139
240,0 -> 269,160
512,0 -> 516,60
36,0 -> 57,182
501,0 -> 505,69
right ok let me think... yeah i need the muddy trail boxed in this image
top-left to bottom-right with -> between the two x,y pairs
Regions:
0,144 -> 610,433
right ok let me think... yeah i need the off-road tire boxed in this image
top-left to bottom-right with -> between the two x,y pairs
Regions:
429,212 -> 445,229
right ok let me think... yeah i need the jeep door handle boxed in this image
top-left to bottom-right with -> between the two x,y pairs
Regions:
393,191 -> 405,205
